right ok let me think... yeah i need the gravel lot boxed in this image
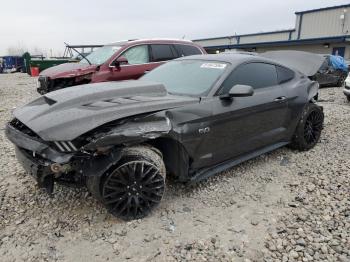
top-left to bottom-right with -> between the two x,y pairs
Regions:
0,73 -> 349,262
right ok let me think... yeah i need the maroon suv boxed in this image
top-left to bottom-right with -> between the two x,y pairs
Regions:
37,39 -> 206,94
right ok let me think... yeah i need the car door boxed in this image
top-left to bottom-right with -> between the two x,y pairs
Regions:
108,44 -> 156,81
197,62 -> 289,166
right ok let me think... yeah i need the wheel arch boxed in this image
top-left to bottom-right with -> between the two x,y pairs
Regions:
147,137 -> 191,182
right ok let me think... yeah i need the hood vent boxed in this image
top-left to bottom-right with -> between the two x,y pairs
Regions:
44,96 -> 57,105
83,98 -> 140,108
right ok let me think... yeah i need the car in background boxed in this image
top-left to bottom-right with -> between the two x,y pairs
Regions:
6,52 -> 324,220
311,55 -> 348,87
344,73 -> 350,101
0,58 -> 3,73
37,39 -> 206,94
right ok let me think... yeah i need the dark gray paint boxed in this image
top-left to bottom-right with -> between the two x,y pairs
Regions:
7,53 -> 320,185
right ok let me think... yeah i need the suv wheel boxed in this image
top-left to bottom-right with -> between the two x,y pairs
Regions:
88,146 -> 166,220
289,103 -> 324,151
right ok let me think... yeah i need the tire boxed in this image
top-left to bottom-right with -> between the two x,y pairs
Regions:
87,146 -> 166,220
337,74 -> 347,87
347,95 -> 350,102
289,103 -> 324,151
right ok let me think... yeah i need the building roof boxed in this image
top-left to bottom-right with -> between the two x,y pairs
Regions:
193,29 -> 294,42
203,35 -> 350,50
295,3 -> 350,15
194,4 -> 350,43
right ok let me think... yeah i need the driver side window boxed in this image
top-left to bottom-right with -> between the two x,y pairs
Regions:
218,62 -> 278,95
121,45 -> 150,65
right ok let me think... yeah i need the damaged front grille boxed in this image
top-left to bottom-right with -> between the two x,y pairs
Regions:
10,118 -> 41,140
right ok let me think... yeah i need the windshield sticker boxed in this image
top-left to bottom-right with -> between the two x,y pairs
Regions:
200,63 -> 227,69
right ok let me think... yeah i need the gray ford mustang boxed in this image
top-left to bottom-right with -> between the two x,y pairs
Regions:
6,52 -> 324,220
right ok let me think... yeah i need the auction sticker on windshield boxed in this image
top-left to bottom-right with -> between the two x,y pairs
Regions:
200,63 -> 227,69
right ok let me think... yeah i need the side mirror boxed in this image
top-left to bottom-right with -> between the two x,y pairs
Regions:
220,84 -> 254,99
111,56 -> 129,68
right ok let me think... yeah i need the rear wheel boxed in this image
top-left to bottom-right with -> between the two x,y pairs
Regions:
347,95 -> 350,102
88,146 -> 166,220
289,103 -> 324,151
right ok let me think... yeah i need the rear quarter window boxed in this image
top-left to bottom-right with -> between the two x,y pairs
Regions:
150,44 -> 177,62
175,44 -> 202,56
276,66 -> 295,84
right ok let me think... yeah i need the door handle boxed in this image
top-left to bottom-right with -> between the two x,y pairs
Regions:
274,96 -> 286,102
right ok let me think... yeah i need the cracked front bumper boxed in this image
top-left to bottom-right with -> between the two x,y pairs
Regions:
5,123 -> 74,163
5,122 -> 74,192
15,146 -> 54,190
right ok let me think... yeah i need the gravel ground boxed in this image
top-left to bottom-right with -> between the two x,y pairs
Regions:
0,73 -> 349,262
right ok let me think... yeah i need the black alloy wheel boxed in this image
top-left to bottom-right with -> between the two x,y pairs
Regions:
102,160 -> 165,220
303,110 -> 324,145
289,103 -> 324,151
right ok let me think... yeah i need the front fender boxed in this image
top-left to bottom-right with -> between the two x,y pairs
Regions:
82,148 -> 123,177
83,114 -> 171,151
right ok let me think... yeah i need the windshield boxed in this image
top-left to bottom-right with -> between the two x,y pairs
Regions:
141,60 -> 228,96
80,45 -> 122,65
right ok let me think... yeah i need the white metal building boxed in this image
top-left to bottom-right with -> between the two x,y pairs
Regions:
193,4 -> 350,58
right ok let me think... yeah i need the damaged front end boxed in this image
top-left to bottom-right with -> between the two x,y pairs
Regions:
82,113 -> 171,150
37,74 -> 92,94
6,118 -> 122,193
5,113 -> 171,193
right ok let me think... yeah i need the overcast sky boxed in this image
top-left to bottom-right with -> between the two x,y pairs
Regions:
1,0 -> 349,56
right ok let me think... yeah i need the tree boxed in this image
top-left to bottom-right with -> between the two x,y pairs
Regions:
6,42 -> 28,56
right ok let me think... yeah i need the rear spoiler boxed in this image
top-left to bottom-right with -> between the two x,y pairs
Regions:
261,50 -> 326,77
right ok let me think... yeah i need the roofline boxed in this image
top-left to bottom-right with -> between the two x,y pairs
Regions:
295,3 -> 350,14
202,35 -> 350,50
193,29 -> 295,42
133,38 -> 193,42
106,38 -> 194,46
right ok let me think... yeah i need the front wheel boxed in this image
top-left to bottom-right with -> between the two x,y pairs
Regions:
89,146 -> 166,220
289,103 -> 324,151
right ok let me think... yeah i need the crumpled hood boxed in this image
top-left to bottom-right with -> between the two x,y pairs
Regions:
39,62 -> 98,79
13,80 -> 198,141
